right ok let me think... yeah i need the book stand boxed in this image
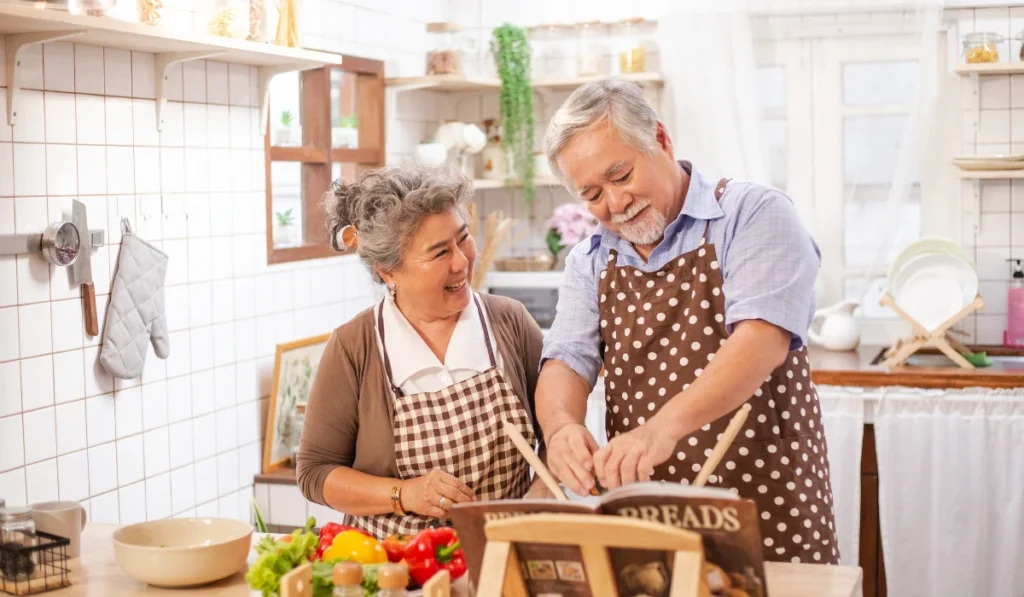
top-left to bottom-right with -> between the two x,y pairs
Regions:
476,513 -> 711,597
878,292 -> 984,370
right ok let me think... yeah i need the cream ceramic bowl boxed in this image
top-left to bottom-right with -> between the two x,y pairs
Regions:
111,517 -> 253,587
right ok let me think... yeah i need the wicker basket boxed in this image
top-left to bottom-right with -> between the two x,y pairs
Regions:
494,255 -> 555,272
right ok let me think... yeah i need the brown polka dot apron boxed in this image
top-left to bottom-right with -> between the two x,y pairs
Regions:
599,178 -> 840,565
346,294 -> 535,540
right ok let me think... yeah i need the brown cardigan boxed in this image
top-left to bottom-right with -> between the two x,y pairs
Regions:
296,293 -> 544,506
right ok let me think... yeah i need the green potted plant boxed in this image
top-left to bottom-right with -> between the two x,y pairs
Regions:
491,24 -> 535,204
273,110 -> 296,146
273,208 -> 299,246
331,115 -> 359,148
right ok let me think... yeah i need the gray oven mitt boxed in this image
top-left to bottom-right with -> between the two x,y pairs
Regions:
99,219 -> 170,379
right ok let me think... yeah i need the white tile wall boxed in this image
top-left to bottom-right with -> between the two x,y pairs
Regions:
0,0 -> 435,522
956,6 -> 1024,343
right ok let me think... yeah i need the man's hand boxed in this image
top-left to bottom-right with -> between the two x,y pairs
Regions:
593,416 -> 679,490
545,423 -> 599,496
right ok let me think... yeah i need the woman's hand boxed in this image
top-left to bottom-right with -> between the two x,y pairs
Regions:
400,469 -> 476,518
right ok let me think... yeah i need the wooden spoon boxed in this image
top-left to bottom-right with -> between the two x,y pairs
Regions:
503,420 -> 568,501
693,403 -> 752,487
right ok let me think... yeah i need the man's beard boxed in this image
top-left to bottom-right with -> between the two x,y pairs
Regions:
612,200 -> 667,246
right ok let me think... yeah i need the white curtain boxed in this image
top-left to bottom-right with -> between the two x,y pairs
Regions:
817,385 -> 874,567
874,388 -> 1024,597
655,0 -> 768,183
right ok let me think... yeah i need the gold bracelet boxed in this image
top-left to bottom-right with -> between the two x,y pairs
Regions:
391,485 -> 406,516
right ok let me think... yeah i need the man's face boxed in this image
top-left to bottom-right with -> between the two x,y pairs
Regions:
556,120 -> 682,249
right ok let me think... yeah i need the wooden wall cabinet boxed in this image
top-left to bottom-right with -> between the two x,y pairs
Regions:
264,55 -> 385,265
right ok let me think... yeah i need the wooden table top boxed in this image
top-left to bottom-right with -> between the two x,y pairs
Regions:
809,344 -> 1024,389
59,524 -> 862,597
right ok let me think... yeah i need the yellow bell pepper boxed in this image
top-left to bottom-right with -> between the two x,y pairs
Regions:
322,530 -> 388,564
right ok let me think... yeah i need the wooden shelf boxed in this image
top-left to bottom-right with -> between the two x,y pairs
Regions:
0,3 -> 342,130
472,177 -> 563,190
955,168 -> 1024,179
955,62 -> 1024,76
386,72 -> 664,93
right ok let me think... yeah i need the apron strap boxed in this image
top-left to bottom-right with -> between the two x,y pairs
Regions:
376,303 -> 406,398
376,293 -> 497,398
701,177 -> 731,240
472,293 -> 498,369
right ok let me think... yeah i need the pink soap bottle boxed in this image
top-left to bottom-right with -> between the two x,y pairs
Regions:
1005,259 -> 1024,348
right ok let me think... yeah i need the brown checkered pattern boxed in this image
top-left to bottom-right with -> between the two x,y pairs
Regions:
346,296 -> 535,540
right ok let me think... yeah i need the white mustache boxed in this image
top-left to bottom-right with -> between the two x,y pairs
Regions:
611,201 -> 650,224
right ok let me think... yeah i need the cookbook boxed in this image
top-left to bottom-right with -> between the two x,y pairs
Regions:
449,482 -> 767,597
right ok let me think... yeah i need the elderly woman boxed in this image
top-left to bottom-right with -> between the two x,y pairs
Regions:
296,166 -> 545,539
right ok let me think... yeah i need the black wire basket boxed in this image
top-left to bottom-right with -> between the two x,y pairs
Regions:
0,531 -> 71,596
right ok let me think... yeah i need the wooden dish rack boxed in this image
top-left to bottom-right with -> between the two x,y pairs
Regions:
878,292 -> 985,369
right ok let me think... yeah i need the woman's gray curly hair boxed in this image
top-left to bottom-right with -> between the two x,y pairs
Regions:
322,165 -> 472,284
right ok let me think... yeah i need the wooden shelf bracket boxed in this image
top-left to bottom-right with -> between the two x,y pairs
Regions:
5,30 -> 85,127
154,51 -> 224,132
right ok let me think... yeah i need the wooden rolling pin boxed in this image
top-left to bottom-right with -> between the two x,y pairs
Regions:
693,403 -> 752,487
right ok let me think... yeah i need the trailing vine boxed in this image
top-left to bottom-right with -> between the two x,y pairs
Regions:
491,24 -> 535,205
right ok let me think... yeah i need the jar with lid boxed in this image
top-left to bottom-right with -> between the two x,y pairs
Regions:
617,18 -> 647,74
1,507 -> 38,582
963,32 -> 1003,64
136,0 -> 165,26
68,0 -> 117,18
426,22 -> 467,76
577,20 -> 607,76
376,563 -> 409,597
206,0 -> 249,39
333,562 -> 364,597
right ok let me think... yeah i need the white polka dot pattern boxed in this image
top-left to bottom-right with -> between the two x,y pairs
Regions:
596,215 -> 839,565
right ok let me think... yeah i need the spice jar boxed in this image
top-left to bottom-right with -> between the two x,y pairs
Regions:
136,0 -> 164,25
963,32 -> 1002,64
376,563 -> 409,597
246,0 -> 268,42
206,0 -> 248,39
426,22 -> 465,76
577,20 -> 606,77
617,18 -> 647,73
0,507 -> 38,582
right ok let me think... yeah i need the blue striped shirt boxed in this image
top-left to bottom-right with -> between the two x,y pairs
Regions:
541,164 -> 822,389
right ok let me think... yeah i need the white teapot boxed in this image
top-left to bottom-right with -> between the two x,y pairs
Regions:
808,299 -> 861,351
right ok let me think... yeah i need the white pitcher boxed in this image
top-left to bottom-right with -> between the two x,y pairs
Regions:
808,299 -> 861,351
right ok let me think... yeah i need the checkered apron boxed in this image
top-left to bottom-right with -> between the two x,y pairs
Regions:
346,294 -> 535,540
599,168 -> 840,565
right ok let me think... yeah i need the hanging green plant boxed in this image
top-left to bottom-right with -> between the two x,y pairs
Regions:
491,24 -> 535,205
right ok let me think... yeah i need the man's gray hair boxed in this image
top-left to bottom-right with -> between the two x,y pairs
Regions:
322,165 -> 471,284
544,77 -> 661,183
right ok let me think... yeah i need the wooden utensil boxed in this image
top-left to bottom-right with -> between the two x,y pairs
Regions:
693,403 -> 752,488
502,420 -> 568,501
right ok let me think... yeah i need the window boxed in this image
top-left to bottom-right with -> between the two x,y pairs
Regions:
265,55 -> 385,264
755,28 -> 947,341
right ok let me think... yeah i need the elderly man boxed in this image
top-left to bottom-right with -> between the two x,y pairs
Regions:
535,77 -> 839,564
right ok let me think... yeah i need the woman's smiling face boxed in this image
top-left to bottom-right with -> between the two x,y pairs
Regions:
382,206 -> 477,319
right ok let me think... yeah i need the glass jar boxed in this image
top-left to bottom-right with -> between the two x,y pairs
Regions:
0,507 -> 38,582
246,0 -> 267,41
617,18 -> 647,74
69,0 -> 115,18
206,0 -> 248,39
426,22 -> 465,76
963,32 -> 1002,64
577,21 -> 606,77
136,0 -> 164,25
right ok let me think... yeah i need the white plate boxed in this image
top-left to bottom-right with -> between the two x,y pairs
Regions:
891,253 -> 978,331
887,237 -> 975,295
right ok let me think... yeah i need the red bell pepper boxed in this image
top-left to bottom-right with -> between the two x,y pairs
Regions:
404,527 -> 468,586
314,522 -> 370,560
382,533 -> 412,563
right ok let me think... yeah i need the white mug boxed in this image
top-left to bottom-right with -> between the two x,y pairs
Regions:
30,501 -> 87,558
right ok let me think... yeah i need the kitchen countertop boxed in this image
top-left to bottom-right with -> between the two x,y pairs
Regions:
809,344 -> 1024,389
62,523 -> 863,596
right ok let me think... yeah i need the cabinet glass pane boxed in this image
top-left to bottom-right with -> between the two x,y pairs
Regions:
330,70 -> 360,149
842,61 -> 918,106
842,196 -> 920,267
270,162 -> 330,248
269,72 -> 302,147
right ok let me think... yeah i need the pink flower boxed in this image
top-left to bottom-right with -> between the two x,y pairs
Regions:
547,203 -> 598,250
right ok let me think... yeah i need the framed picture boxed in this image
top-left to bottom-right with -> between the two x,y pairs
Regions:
263,333 -> 332,473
